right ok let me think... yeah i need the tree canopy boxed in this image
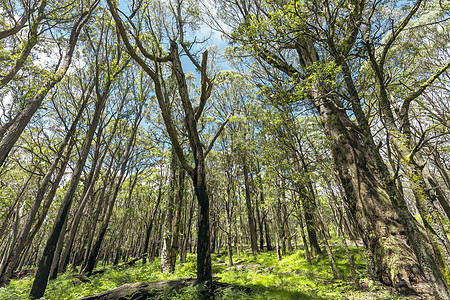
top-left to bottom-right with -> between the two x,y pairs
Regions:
0,0 -> 449,299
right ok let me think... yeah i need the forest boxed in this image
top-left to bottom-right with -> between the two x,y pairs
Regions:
0,0 -> 449,299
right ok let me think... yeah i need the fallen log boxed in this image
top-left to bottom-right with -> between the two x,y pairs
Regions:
77,277 -> 196,299
77,277 -> 250,299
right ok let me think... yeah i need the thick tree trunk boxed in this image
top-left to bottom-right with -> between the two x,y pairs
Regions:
193,166 -> 212,288
314,94 -> 435,294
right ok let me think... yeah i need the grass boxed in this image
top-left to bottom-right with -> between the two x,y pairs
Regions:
0,246 -> 428,300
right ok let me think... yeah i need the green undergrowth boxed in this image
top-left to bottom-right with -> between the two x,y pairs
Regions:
0,246 -> 426,300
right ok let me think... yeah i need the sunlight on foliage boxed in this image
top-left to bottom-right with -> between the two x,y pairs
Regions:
0,249 -> 423,299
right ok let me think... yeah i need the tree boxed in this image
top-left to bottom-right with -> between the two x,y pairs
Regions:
214,0 -> 450,297
0,0 -> 100,168
29,13 -> 128,297
106,0 -> 230,294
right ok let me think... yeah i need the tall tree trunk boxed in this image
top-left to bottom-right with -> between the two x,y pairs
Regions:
315,92 -> 439,294
362,40 -> 450,296
281,190 -> 293,252
242,153 -> 258,254
326,177 -> 359,286
83,101 -> 143,275
29,67 -> 109,299
288,34 -> 443,295
49,216 -> 69,280
79,98 -> 125,269
0,87 -> 91,284
170,169 -> 185,268
20,135 -> 77,270
290,151 -> 322,256
256,190 -> 264,251
58,119 -> 106,273
143,178 -> 163,264
82,163 -> 115,269
263,214 -> 272,251
192,164 -> 211,287
161,152 -> 177,273
294,198 -> 312,265
180,193 -> 195,264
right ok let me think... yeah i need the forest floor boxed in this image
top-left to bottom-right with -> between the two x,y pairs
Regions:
0,246 -> 435,299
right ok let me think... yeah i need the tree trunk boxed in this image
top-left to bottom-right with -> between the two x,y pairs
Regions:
143,179 -> 163,264
242,153 -> 258,254
294,197 -> 312,265
256,191 -> 264,251
161,152 -> 177,273
281,191 -> 293,252
0,171 -> 33,278
290,154 -> 322,256
193,166 -> 212,287
29,69 -> 108,299
83,97 -> 142,275
82,165 -> 114,269
49,215 -> 69,280
314,93 -> 436,294
80,107 -> 126,269
263,214 -> 272,251
432,151 -> 450,191
180,193 -> 195,264
19,136 -> 77,270
58,118 -> 106,273
170,169 -> 185,267
326,178 -> 359,286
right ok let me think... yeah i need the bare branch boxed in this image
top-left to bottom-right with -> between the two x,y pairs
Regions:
380,0 -> 423,68
204,113 -> 232,158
